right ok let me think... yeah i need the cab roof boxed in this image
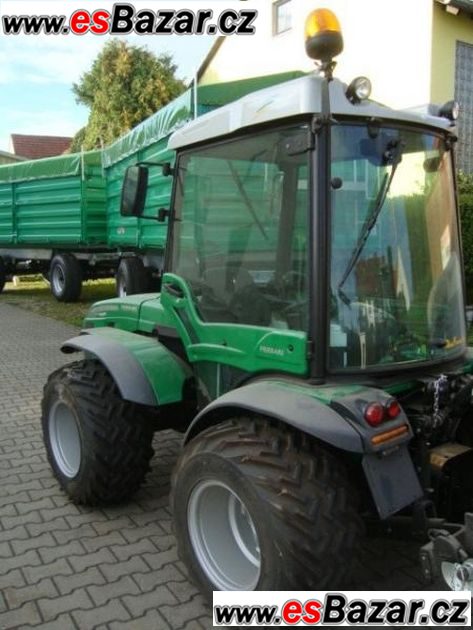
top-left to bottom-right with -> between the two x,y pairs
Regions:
168,74 -> 453,150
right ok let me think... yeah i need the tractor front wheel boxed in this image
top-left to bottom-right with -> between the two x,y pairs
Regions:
171,417 -> 363,599
41,360 -> 154,505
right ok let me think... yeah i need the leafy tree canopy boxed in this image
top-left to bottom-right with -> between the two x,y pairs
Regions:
458,171 -> 473,302
70,40 -> 185,151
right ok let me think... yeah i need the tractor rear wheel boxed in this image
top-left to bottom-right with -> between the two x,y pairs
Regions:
171,417 -> 363,599
41,360 -> 154,505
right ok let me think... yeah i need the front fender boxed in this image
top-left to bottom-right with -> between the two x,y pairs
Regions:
185,380 -> 364,452
62,327 -> 192,407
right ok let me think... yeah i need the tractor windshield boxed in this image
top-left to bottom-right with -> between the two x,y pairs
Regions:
330,124 -> 466,370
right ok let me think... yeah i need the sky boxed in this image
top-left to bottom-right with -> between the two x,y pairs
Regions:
0,16 -> 216,151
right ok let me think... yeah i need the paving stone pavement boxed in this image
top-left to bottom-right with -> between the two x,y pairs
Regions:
0,303 -> 445,630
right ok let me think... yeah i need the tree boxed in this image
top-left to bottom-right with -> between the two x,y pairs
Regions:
458,172 -> 473,302
71,40 -> 185,150
69,126 -> 86,154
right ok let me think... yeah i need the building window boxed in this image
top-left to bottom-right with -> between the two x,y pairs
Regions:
273,0 -> 292,35
455,41 -> 473,173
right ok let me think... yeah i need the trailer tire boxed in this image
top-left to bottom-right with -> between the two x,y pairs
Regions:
172,417 -> 363,598
50,254 -> 82,302
0,257 -> 5,294
41,360 -> 154,505
116,258 -> 148,297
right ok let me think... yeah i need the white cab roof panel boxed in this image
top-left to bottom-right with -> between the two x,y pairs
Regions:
169,75 -> 452,150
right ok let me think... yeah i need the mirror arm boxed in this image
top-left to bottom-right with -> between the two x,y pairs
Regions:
135,208 -> 171,222
137,161 -> 175,177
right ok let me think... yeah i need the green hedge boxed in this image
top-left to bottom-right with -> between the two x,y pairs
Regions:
458,172 -> 473,303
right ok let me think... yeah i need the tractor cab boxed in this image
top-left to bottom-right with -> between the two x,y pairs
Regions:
118,11 -> 465,388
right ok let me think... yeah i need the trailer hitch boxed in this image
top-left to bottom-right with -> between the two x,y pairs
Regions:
420,513 -> 473,590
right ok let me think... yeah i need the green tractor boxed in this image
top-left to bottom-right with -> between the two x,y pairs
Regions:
41,9 -> 473,596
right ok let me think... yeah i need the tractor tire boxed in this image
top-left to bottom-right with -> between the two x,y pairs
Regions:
50,253 -> 82,302
41,360 -> 154,505
0,257 -> 5,294
116,258 -> 148,297
171,417 -> 363,598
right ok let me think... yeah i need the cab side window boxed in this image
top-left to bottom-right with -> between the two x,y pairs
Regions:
172,127 -> 309,331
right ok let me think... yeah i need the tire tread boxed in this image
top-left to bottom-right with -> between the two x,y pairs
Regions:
172,417 -> 363,591
42,360 -> 154,505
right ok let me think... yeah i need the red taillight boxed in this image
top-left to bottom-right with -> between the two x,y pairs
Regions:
364,402 -> 385,427
386,399 -> 401,420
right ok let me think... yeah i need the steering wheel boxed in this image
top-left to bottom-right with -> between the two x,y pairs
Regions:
343,301 -> 425,363
278,270 -> 306,294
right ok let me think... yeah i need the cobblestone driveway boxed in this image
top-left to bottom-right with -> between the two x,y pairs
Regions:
0,303 -> 444,629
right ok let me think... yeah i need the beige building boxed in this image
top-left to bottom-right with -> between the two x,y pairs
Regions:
0,150 -> 25,166
199,0 -> 473,171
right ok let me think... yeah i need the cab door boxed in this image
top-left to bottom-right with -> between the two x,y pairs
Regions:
162,125 -> 311,402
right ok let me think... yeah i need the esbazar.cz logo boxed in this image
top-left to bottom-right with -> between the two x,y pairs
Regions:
213,591 -> 472,627
1,4 -> 258,36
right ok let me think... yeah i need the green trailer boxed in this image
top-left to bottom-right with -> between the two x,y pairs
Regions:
103,89 -> 190,296
103,72 -> 305,297
0,73 -> 305,302
0,150 -> 110,301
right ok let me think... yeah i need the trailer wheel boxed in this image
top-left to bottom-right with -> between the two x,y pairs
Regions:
41,360 -> 154,505
172,417 -> 363,598
0,257 -> 5,294
116,258 -> 148,297
50,254 -> 82,302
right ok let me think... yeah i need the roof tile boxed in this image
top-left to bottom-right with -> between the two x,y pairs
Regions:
10,134 -> 72,160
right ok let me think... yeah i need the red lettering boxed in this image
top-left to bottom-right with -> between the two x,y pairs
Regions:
302,600 -> 323,624
90,10 -> 110,35
70,10 -> 90,35
282,600 -> 303,625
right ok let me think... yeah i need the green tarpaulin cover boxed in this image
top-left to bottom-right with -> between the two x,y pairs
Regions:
1,72 -> 307,180
102,71 -> 306,168
102,89 -> 193,168
0,150 -> 102,184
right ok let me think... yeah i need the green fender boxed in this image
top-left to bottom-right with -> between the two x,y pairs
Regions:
62,327 -> 192,407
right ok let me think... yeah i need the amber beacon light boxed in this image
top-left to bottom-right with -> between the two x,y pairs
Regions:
305,8 -> 344,63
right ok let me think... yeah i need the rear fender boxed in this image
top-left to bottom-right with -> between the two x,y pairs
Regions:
62,327 -> 192,407
185,380 -> 364,451
185,380 -> 424,519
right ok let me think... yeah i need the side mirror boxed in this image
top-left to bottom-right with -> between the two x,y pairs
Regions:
120,165 -> 149,217
162,162 -> 174,177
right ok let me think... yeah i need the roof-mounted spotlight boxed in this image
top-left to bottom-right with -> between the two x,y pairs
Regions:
346,76 -> 372,103
305,8 -> 343,79
439,100 -> 460,122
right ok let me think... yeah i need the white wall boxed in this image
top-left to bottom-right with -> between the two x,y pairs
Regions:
200,0 -> 434,109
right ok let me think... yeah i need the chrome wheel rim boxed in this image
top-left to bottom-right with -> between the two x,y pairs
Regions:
188,480 -> 261,590
118,277 -> 127,298
51,265 -> 65,295
48,400 -> 81,477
